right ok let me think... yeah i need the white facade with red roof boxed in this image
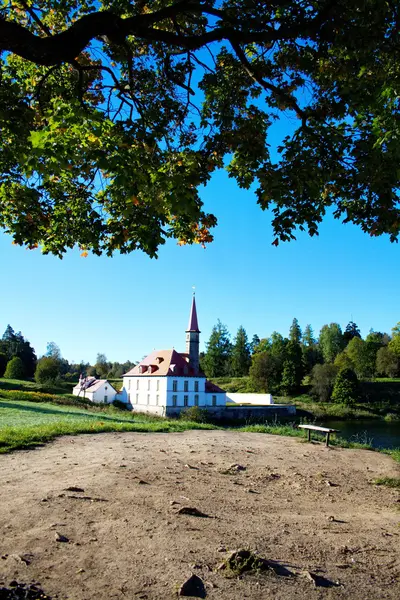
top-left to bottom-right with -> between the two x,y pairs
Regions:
120,295 -> 226,415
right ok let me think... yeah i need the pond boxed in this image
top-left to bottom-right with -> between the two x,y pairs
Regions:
321,419 -> 400,449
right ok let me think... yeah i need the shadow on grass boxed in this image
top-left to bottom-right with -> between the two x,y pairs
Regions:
0,401 -> 136,424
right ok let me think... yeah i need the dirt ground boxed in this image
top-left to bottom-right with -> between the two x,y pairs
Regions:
0,430 -> 399,600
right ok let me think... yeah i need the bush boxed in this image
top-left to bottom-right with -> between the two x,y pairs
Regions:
310,363 -> 338,402
112,399 -> 129,411
180,406 -> 210,423
4,356 -> 25,380
332,368 -> 359,406
35,357 -> 61,384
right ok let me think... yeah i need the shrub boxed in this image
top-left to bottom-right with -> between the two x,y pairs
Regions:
0,352 -> 7,377
332,368 -> 359,406
4,356 -> 25,380
180,406 -> 210,423
112,399 -> 129,411
35,357 -> 60,384
310,363 -> 338,402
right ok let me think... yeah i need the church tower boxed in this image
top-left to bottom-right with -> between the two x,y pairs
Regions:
186,294 -> 200,373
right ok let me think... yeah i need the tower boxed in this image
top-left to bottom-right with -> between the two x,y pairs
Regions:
186,293 -> 200,373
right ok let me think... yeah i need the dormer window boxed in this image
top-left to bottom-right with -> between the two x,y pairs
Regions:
156,356 -> 164,364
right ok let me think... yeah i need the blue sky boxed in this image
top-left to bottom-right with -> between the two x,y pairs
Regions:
0,166 -> 399,364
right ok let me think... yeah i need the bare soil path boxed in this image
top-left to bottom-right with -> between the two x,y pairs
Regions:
0,430 -> 399,599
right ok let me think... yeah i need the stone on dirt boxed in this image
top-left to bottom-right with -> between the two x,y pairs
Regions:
178,574 -> 206,598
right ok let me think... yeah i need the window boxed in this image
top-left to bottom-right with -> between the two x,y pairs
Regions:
105,386 -> 108,391
147,379 -> 151,390
136,379 -> 139,390
194,381 -> 199,392
156,380 -> 160,391
147,394 -> 150,405
104,395 -> 108,403
135,394 -> 139,404
156,395 -> 159,406
184,395 -> 189,407
128,380 -> 131,390
212,395 -> 217,407
172,395 -> 177,407
194,394 -> 199,406
172,380 -> 178,392
184,380 -> 189,392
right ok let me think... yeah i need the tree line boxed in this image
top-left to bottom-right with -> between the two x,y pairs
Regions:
0,325 -> 134,385
201,319 -> 400,404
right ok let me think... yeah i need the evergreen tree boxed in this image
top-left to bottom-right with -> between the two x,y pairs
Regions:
289,318 -> 302,344
250,334 -> 260,354
1,326 -> 36,377
301,324 -> 321,375
281,360 -> 297,395
332,368 -> 359,406
343,321 -> 362,344
4,356 -> 25,380
203,320 -> 232,378
231,326 -> 251,377
319,323 -> 344,363
283,340 -> 304,392
302,324 -> 316,347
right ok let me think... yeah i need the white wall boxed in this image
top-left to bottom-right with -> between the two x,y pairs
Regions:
226,393 -> 274,405
74,381 -> 116,404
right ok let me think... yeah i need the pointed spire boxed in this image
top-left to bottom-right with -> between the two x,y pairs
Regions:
187,293 -> 200,332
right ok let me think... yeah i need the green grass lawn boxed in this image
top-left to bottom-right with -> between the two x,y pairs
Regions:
0,397 -> 217,453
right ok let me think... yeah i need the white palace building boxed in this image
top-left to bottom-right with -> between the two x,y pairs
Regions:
118,295 -> 227,416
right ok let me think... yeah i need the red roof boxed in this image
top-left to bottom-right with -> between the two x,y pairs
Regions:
123,349 -> 205,377
187,295 -> 200,332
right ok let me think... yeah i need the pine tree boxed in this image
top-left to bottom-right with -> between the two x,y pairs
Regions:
281,360 -> 297,395
331,368 -> 359,406
289,318 -> 302,344
250,334 -> 260,354
231,326 -> 251,377
302,324 -> 315,347
203,320 -> 232,378
343,321 -> 361,344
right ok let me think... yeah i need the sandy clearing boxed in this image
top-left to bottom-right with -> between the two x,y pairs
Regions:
0,430 -> 399,599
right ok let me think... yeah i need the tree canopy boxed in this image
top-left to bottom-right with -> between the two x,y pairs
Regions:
1,0 -> 400,257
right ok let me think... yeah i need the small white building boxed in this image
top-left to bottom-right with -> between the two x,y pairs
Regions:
118,296 -> 226,416
73,377 -> 117,404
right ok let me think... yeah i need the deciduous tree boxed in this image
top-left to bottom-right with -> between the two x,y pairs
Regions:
1,1 -> 400,257
319,324 -> 344,363
310,363 -> 338,402
376,346 -> 399,378
4,356 -> 25,380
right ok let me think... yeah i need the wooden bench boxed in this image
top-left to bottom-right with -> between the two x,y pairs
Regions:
298,424 -> 339,447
